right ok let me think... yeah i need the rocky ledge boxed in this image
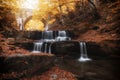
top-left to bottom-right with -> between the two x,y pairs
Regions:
0,53 -> 55,79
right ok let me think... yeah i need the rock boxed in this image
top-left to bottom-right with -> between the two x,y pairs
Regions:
51,41 -> 80,59
87,42 -> 108,59
51,41 -> 109,59
0,47 -> 3,52
91,26 -> 99,30
85,72 -> 97,76
0,53 -> 55,79
19,40 -> 120,59
7,38 -> 15,44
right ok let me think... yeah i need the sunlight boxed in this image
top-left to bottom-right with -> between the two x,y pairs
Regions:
21,0 -> 39,9
25,19 -> 44,31
15,0 -> 76,31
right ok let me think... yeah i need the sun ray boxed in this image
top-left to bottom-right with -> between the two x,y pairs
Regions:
21,0 -> 39,10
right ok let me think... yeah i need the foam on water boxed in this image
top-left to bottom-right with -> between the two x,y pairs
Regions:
78,42 -> 91,62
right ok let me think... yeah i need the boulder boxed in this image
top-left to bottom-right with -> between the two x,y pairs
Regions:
0,53 -> 55,79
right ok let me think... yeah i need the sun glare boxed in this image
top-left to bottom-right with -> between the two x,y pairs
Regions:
21,0 -> 39,9
25,19 -> 44,31
16,0 -> 76,31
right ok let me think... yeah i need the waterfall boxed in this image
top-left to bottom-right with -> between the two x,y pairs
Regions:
17,17 -> 23,30
43,31 -> 54,42
58,31 -> 66,37
45,24 -> 49,31
32,30 -> 71,54
56,31 -> 71,41
32,42 -> 43,53
48,42 -> 53,54
78,42 -> 91,62
44,43 -> 48,53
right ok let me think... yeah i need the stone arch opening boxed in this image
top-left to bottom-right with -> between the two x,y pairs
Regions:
24,16 -> 45,31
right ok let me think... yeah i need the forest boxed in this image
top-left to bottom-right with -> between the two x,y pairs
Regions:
0,0 -> 120,80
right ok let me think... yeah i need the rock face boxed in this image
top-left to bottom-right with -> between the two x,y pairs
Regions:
1,30 -> 73,40
56,57 -> 120,80
17,40 -> 119,60
0,1 -> 120,80
51,41 -> 80,59
0,54 -> 55,79
0,47 -> 120,80
51,41 -> 120,59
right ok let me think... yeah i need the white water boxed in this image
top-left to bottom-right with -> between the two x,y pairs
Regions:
44,43 -> 48,53
48,44 -> 51,54
43,31 -> 55,42
45,24 -> 49,31
48,42 -> 54,54
78,42 -> 91,62
56,31 -> 71,41
17,18 -> 23,30
32,30 -> 71,53
32,42 -> 43,53
58,31 -> 66,37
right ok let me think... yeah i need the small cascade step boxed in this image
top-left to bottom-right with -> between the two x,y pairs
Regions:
32,30 -> 72,53
58,31 -> 67,37
32,42 -> 51,53
78,42 -> 91,62
32,42 -> 43,53
56,31 -> 71,41
32,30 -> 91,62
42,31 -> 55,42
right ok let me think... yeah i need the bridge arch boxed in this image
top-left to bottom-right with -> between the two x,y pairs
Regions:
23,16 -> 46,31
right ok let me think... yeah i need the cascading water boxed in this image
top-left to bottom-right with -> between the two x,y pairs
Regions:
43,31 -> 54,42
48,42 -> 54,54
32,42 -> 43,53
56,31 -> 71,41
58,31 -> 66,37
32,30 -> 71,54
44,43 -> 48,53
78,42 -> 91,62
45,24 -> 49,31
17,17 -> 23,30
32,30 -> 92,62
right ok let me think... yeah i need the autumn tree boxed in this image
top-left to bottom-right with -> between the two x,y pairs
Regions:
0,0 -> 20,31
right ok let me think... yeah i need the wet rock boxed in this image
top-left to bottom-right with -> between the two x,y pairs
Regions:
51,41 -> 80,59
1,30 -> 73,40
15,42 -> 34,51
51,41 -> 110,59
99,40 -> 120,56
19,40 -> 120,60
87,42 -> 108,59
